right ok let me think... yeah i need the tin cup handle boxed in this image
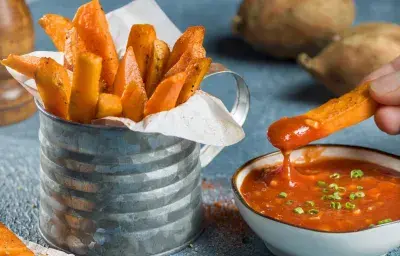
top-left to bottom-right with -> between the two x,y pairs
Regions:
199,63 -> 250,168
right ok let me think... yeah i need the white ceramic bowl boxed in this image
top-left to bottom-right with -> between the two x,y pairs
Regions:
232,145 -> 400,256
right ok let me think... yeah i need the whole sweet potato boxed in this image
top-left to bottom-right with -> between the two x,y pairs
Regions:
298,23 -> 400,96
233,0 -> 355,59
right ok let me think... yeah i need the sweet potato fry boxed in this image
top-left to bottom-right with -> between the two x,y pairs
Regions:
113,47 -> 142,97
145,39 -> 170,97
305,82 -> 377,133
119,48 -> 148,122
126,24 -> 157,81
34,58 -> 71,119
73,0 -> 119,90
64,27 -> 87,71
268,82 -> 377,151
0,223 -> 34,256
121,84 -> 148,122
144,72 -> 187,116
69,52 -> 102,124
164,44 -> 206,78
96,93 -> 122,118
177,57 -> 211,104
166,26 -> 205,70
1,54 -> 40,78
38,14 -> 73,51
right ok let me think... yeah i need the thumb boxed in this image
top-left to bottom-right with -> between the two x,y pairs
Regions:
369,71 -> 400,106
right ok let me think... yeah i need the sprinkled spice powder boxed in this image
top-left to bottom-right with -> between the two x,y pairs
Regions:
201,178 -> 255,251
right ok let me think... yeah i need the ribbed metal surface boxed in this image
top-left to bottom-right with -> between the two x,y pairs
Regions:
37,105 -> 203,256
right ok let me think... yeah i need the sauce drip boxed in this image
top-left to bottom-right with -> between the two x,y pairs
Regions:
267,116 -> 329,185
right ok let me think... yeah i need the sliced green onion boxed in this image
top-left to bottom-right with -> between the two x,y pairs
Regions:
294,207 -> 304,214
322,188 -> 329,193
369,224 -> 376,228
278,192 -> 288,198
317,181 -> 327,187
349,193 -> 356,200
332,191 -> 341,200
305,201 -> 315,207
308,209 -> 319,215
330,201 -> 342,210
286,200 -> 293,205
357,186 -> 363,190
345,202 -> 356,209
328,183 -> 339,190
377,219 -> 392,225
322,193 -> 341,201
330,173 -> 341,179
338,187 -> 346,193
350,169 -> 364,179
355,191 -> 365,198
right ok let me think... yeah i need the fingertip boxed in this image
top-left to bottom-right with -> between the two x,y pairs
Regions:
363,63 -> 395,83
369,72 -> 400,105
374,106 -> 400,135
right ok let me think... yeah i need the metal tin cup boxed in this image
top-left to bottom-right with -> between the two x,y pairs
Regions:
37,64 -> 250,256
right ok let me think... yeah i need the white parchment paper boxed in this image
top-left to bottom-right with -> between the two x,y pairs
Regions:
6,0 -> 245,147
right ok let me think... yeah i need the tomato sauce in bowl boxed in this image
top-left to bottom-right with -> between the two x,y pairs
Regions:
240,157 -> 400,232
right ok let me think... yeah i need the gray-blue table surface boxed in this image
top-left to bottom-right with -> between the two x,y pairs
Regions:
1,0 -> 400,255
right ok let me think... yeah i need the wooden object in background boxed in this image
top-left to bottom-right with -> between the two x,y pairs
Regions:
0,0 -> 36,126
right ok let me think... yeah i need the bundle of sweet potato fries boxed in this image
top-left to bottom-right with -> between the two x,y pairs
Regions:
1,0 -> 211,124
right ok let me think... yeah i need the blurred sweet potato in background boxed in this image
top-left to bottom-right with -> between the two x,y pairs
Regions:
232,0 -> 355,59
298,23 -> 400,96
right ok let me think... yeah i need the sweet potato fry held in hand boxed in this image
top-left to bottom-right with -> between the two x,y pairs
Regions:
73,0 -> 119,90
69,52 -> 102,124
144,72 -> 187,116
177,57 -> 211,104
126,24 -> 156,82
34,58 -> 71,120
38,14 -> 73,51
1,54 -> 40,78
145,39 -> 170,97
167,26 -> 205,70
96,93 -> 122,118
268,82 -> 377,151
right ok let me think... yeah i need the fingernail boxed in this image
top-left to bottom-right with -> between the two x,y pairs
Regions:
370,72 -> 400,95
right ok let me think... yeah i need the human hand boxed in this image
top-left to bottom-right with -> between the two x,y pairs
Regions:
364,56 -> 400,134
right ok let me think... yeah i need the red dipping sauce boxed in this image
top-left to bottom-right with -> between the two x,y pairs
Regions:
241,158 -> 400,232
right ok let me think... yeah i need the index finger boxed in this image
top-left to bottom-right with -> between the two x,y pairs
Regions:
362,55 -> 400,82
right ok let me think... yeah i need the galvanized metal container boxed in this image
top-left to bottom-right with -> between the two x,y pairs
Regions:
38,67 -> 249,256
